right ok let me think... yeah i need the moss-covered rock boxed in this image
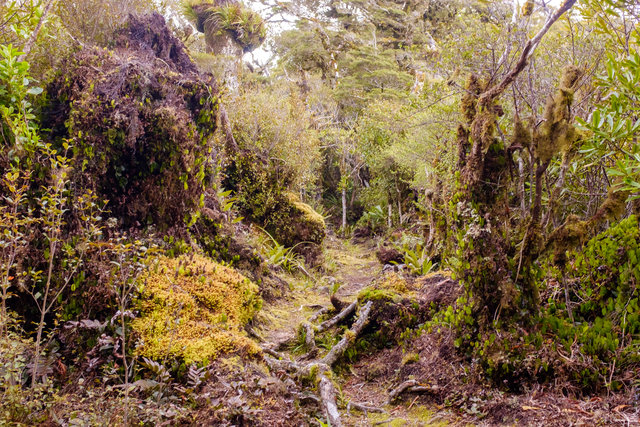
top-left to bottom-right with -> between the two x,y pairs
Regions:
132,253 -> 261,364
42,13 -> 219,229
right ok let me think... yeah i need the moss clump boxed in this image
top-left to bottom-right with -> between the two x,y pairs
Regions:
357,273 -> 411,303
184,0 -> 266,52
43,13 -> 218,230
534,66 -> 583,163
223,151 -> 326,264
132,253 -> 262,364
460,74 -> 482,124
286,193 -> 326,246
510,119 -> 531,150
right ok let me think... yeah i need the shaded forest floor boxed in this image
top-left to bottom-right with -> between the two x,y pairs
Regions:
249,234 -> 639,426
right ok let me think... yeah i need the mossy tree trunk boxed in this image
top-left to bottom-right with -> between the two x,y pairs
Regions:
450,0 -> 579,325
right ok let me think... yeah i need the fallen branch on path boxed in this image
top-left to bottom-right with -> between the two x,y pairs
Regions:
320,301 -> 372,366
317,300 -> 357,332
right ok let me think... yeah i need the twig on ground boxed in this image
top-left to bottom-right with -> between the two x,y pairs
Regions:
347,401 -> 386,415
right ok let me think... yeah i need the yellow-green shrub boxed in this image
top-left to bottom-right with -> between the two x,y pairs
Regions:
132,254 -> 261,364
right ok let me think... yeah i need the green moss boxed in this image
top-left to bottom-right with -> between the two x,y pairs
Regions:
357,273 -> 411,303
460,74 -> 482,124
223,151 -> 326,262
132,253 -> 262,364
299,363 -> 320,386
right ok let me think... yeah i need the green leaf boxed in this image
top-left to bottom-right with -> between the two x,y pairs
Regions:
26,86 -> 43,95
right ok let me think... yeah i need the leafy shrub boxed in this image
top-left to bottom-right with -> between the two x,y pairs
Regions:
357,205 -> 386,233
397,244 -> 436,276
542,215 -> 640,385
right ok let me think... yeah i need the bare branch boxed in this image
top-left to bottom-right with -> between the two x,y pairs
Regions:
479,0 -> 577,107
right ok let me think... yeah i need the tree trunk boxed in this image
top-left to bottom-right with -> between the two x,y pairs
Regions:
341,188 -> 347,231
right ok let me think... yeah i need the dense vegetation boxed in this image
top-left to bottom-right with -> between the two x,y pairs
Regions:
1,0 -> 639,425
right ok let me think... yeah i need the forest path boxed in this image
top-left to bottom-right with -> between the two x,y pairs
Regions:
324,233 -> 382,299
255,232 -> 381,349
255,234 -> 454,426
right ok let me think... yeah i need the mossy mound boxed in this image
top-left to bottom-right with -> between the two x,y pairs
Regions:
355,273 -> 462,348
42,13 -> 219,229
286,193 -> 326,244
192,207 -> 288,299
132,253 -> 262,364
223,151 -> 326,264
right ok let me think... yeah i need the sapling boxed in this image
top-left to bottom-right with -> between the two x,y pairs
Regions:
0,170 -> 35,337
107,235 -> 154,424
27,143 -> 103,388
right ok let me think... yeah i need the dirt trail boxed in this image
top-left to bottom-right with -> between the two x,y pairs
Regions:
253,234 -> 639,427
255,233 -> 380,348
325,234 -> 382,300
254,234 -> 456,426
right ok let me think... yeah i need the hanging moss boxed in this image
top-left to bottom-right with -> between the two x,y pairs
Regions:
460,74 -> 482,124
588,188 -> 629,227
510,119 -> 531,150
547,214 -> 589,267
534,66 -> 583,163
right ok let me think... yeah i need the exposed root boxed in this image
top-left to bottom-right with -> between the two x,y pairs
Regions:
262,300 -> 373,426
292,391 -> 321,405
308,306 -> 330,323
346,401 -> 386,415
319,374 -> 342,426
263,354 -> 299,373
321,301 -> 372,366
317,301 -> 357,333
387,379 -> 437,404
302,322 -> 318,358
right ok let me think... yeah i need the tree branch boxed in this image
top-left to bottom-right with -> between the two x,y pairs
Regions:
18,0 -> 58,62
479,0 -> 577,107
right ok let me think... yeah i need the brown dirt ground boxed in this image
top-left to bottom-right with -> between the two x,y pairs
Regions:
252,237 -> 640,426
